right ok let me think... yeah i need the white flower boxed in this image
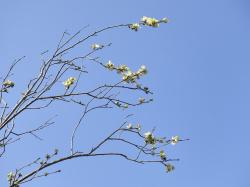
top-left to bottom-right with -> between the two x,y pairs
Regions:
63,77 -> 76,89
141,16 -> 159,27
126,123 -> 132,129
144,131 -> 155,144
91,43 -> 103,50
105,60 -> 115,70
129,23 -> 140,31
124,104 -> 128,108
117,65 -> 129,73
171,136 -> 180,145
161,17 -> 169,23
138,65 -> 147,75
3,80 -> 15,88
7,171 -> 14,181
144,131 -> 152,137
136,124 -> 141,131
160,150 -> 167,161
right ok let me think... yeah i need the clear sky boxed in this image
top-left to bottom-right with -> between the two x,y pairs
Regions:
1,0 -> 250,187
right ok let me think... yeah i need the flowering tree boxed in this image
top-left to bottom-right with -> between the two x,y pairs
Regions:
0,16 -> 187,187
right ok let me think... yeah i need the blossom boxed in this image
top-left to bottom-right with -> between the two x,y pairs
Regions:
136,124 -> 141,131
141,16 -> 160,27
129,23 -> 140,31
105,60 -> 115,70
160,150 -> 167,161
115,101 -> 121,107
171,136 -> 180,145
137,65 -> 148,75
126,123 -> 132,129
102,62 -> 149,83
63,77 -> 76,89
122,70 -> 136,83
165,164 -> 175,172
144,131 -> 152,138
139,97 -> 145,104
7,171 -> 14,181
117,65 -> 129,74
91,44 -> 103,50
144,131 -> 156,144
3,80 -> 15,88
161,17 -> 169,23
123,104 -> 129,108
103,62 -> 148,84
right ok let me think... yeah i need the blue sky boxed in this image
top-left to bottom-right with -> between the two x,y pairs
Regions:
1,0 -> 250,186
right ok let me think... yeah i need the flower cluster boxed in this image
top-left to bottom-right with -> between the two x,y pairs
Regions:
63,77 -> 76,89
144,131 -> 181,148
141,16 -> 159,27
128,16 -> 168,31
142,131 -> 180,172
3,80 -> 15,88
122,65 -> 148,83
141,16 -> 168,27
105,61 -> 148,84
7,171 -> 20,186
